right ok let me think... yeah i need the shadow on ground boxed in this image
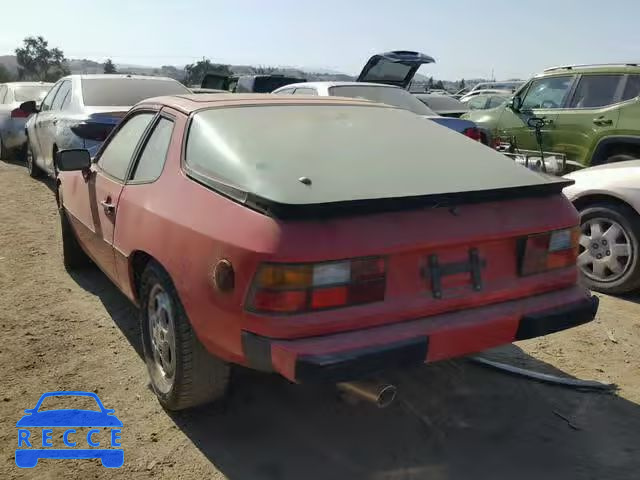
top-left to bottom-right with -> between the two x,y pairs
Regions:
70,267 -> 640,480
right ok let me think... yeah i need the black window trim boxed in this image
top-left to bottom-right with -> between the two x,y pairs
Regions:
126,111 -> 176,185
93,108 -> 160,184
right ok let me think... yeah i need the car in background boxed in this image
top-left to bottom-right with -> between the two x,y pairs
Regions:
463,63 -> 640,167
190,87 -> 229,94
273,81 -> 485,142
0,82 -> 52,160
459,89 -> 513,103
469,81 -> 523,94
414,93 -> 469,117
55,93 -> 596,410
20,74 -> 190,178
563,160 -> 640,294
201,73 -> 305,93
463,92 -> 512,110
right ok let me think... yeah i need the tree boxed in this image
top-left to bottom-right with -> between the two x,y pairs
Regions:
427,76 -> 434,89
104,59 -> 117,74
184,58 -> 233,86
434,80 -> 445,90
459,78 -> 466,89
0,64 -> 14,82
15,36 -> 69,81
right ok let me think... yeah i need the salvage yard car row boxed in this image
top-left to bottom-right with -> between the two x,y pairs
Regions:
2,49 -> 640,412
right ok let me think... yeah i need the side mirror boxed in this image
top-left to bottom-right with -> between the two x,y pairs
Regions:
56,149 -> 91,172
18,100 -> 38,115
511,95 -> 523,111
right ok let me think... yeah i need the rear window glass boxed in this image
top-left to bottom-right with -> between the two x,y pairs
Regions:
329,85 -> 435,115
569,75 -> 623,108
81,78 -> 189,106
14,85 -> 51,102
184,104 -> 546,206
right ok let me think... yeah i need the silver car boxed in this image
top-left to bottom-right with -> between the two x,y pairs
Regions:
0,82 -> 52,160
23,74 -> 190,178
564,161 -> 640,294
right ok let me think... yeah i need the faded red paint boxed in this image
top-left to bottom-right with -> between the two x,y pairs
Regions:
59,95 -> 593,382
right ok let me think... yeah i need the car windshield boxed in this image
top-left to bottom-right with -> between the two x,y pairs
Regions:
185,104 -> 548,206
14,85 -> 51,102
81,78 -> 190,106
329,85 -> 435,115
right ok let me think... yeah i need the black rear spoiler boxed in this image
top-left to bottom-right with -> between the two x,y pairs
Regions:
245,180 -> 574,220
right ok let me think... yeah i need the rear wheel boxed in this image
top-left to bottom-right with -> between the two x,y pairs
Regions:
26,143 -> 42,178
59,207 -> 92,270
577,203 -> 640,294
140,261 -> 230,410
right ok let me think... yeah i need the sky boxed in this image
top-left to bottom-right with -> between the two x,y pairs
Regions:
2,0 -> 639,80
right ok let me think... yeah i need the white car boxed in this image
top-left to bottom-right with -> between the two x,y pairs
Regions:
564,160 -> 640,294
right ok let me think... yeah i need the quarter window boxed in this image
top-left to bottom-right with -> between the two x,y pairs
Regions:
569,75 -> 623,108
40,82 -> 62,112
0,86 -> 7,104
521,76 -> 573,110
622,75 -> 640,101
131,118 -> 174,182
274,88 -> 295,95
98,113 -> 155,181
51,81 -> 71,111
293,88 -> 317,95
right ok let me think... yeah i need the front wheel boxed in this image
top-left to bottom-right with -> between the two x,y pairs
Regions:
140,261 -> 230,410
577,203 -> 640,294
26,142 -> 42,178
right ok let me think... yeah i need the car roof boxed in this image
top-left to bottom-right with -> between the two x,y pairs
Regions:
540,64 -> 640,76
3,81 -> 54,87
138,93 -> 386,114
61,74 -> 179,82
275,81 -> 403,90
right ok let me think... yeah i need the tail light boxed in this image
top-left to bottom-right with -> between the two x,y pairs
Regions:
463,127 -> 483,142
248,257 -> 386,314
10,108 -> 30,118
519,227 -> 579,276
70,121 -> 115,142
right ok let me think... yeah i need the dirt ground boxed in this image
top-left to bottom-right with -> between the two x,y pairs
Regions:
1,159 -> 640,480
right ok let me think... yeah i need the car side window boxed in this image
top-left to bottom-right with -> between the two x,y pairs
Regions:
274,88 -> 295,95
51,81 -> 71,111
487,96 -> 507,108
97,113 -> 155,181
0,86 -> 7,104
569,75 -> 623,108
521,76 -> 573,110
622,75 -> 640,101
467,96 -> 487,110
130,117 -> 174,183
40,82 -> 62,112
293,88 -> 317,95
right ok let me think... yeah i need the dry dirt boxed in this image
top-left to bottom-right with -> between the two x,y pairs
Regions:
1,159 -> 640,480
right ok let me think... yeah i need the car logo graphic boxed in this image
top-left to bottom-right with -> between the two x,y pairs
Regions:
15,391 -> 123,468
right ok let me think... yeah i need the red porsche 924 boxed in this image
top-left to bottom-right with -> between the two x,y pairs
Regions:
54,94 -> 598,410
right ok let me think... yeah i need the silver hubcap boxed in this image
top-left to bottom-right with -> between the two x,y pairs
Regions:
147,285 -> 176,393
578,218 -> 632,282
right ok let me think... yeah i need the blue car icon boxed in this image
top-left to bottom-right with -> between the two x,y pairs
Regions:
15,391 -> 123,468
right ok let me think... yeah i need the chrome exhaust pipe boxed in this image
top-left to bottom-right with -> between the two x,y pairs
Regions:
337,380 -> 397,408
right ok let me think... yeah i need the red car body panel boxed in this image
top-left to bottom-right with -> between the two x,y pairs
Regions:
58,96 -> 597,383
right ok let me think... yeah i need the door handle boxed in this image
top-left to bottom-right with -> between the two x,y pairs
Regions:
100,199 -> 115,215
593,117 -> 613,126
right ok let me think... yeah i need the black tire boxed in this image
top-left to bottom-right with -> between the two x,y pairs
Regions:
26,142 -> 42,178
578,203 -> 640,294
0,136 -> 9,161
140,261 -> 230,410
59,207 -> 93,270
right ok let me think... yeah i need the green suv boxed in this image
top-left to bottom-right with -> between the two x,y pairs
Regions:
464,63 -> 640,167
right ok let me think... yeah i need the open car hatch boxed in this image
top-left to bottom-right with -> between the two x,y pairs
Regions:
357,50 -> 436,89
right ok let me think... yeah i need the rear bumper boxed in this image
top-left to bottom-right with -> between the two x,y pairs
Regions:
242,287 -> 598,383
